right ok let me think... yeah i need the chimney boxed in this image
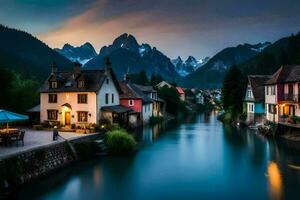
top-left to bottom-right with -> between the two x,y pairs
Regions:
51,62 -> 57,73
73,62 -> 81,75
105,57 -> 112,75
123,66 -> 130,82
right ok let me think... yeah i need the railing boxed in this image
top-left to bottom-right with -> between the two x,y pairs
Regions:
283,93 -> 300,102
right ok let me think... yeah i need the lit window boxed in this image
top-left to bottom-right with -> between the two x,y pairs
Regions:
78,94 -> 87,104
51,81 -> 57,89
48,94 -> 57,103
78,111 -> 88,122
129,99 -> 134,106
78,80 -> 85,88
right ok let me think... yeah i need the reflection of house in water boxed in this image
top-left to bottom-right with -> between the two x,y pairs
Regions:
267,162 -> 282,200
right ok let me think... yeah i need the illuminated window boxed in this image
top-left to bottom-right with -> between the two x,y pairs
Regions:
129,99 -> 134,106
78,80 -> 85,88
78,94 -> 87,104
48,94 -> 57,103
51,81 -> 57,89
78,111 -> 88,122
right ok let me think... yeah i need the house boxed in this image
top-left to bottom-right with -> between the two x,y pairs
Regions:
176,87 -> 185,101
39,61 -> 131,127
244,75 -> 270,123
156,81 -> 172,88
265,65 -> 300,124
185,89 -> 196,103
119,78 -> 153,124
195,91 -> 204,105
133,84 -> 166,118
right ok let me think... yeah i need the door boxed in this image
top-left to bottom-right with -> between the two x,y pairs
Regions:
65,112 -> 71,126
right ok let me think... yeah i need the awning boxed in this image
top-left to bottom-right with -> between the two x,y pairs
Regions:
62,103 -> 72,109
101,105 -> 132,114
0,109 -> 29,123
27,104 -> 40,113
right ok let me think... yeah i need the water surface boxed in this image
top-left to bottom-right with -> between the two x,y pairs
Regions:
18,112 -> 300,200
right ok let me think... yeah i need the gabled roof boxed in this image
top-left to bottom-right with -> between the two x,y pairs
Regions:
156,81 -> 172,88
40,68 -> 122,93
248,75 -> 271,102
133,84 -> 155,93
176,87 -> 185,94
265,65 -> 300,85
119,81 -> 152,103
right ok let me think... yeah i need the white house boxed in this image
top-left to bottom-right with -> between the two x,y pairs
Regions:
39,61 -> 131,127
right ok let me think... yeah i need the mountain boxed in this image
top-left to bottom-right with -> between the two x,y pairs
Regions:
85,33 -> 179,80
182,42 -> 271,88
55,42 -> 97,65
172,56 -> 210,76
0,25 -> 72,81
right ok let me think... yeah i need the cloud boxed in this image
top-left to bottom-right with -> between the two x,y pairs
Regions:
36,0 -> 300,58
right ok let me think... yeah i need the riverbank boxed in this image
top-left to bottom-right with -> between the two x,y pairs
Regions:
0,132 -> 103,198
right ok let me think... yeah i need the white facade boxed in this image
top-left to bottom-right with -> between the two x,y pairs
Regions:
142,103 -> 153,123
247,102 -> 255,114
40,72 -> 120,126
265,85 -> 278,122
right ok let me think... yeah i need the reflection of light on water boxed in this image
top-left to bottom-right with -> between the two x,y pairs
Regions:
267,161 -> 283,200
93,166 -> 102,187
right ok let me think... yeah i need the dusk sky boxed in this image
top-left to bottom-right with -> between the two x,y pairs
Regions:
1,0 -> 300,59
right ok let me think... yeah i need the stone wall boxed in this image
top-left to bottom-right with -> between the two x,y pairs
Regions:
0,134 -> 102,198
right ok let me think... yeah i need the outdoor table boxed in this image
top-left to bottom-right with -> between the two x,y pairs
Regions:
0,129 -> 20,146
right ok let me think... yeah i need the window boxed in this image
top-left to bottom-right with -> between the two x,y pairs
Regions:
266,87 -> 269,95
51,81 -> 57,89
270,85 -> 275,95
268,104 -> 276,114
78,94 -> 87,104
105,93 -> 109,104
78,80 -> 85,88
47,110 -> 58,120
247,90 -> 252,98
288,84 -> 293,94
48,94 -> 57,103
248,103 -> 254,113
106,78 -> 109,84
78,111 -> 88,122
129,99 -> 134,106
111,94 -> 114,104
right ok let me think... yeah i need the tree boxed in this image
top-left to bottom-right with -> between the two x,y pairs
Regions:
130,70 -> 150,85
221,65 -> 246,117
150,73 -> 163,86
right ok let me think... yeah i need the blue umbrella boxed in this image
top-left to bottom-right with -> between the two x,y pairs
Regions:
0,109 -> 29,129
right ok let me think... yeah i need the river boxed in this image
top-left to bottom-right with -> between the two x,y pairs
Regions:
16,112 -> 300,200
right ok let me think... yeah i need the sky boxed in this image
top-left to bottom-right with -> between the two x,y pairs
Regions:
0,0 -> 300,59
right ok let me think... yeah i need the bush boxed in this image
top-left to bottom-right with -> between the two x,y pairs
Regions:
105,129 -> 137,155
33,124 -> 43,130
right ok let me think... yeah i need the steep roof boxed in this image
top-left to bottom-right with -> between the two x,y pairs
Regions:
40,68 -> 122,93
176,87 -> 185,94
119,81 -> 152,103
265,65 -> 300,85
133,84 -> 155,93
248,75 -> 271,102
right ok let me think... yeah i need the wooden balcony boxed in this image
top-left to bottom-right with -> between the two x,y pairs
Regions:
281,93 -> 300,103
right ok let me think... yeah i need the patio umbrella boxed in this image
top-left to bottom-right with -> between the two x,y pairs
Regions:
0,109 -> 29,129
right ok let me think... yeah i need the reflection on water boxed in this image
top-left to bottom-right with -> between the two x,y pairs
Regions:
267,161 -> 283,200
16,112 -> 300,200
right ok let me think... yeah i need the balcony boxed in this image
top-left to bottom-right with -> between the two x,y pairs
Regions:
282,93 -> 300,103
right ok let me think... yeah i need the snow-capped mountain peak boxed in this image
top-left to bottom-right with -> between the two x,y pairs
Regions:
55,42 -> 97,65
172,56 -> 210,76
